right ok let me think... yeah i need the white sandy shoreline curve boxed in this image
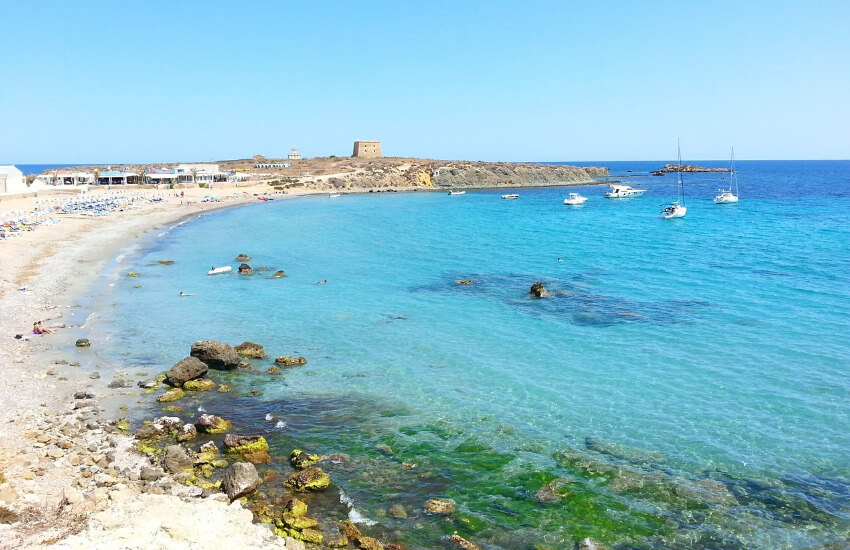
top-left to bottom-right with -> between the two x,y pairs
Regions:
0,186 -> 296,549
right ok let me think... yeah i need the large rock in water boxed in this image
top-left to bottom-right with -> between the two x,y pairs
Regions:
162,444 -> 194,473
234,341 -> 265,358
530,281 -> 548,298
222,462 -> 261,500
190,340 -> 240,370
166,356 -> 209,386
238,263 -> 253,275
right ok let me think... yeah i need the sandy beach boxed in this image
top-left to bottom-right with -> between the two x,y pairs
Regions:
0,183 -> 300,548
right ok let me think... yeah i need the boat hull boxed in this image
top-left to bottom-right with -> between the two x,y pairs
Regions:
662,206 -> 687,219
207,266 -> 232,275
563,197 -> 587,205
714,194 -> 739,203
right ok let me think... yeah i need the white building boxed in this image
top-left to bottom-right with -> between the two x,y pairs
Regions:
175,164 -> 227,184
0,165 -> 26,195
55,170 -> 94,186
288,147 -> 301,160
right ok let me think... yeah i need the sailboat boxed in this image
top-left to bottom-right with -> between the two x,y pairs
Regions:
662,139 -> 687,219
714,147 -> 740,203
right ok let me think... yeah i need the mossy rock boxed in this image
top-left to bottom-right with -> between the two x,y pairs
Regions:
300,528 -> 323,545
339,519 -> 362,540
268,365 -> 281,375
156,388 -> 185,403
325,534 -> 349,547
183,378 -> 218,392
235,341 -> 266,358
290,449 -> 323,470
275,355 -> 307,367
285,467 -> 330,492
157,260 -> 175,265
155,374 -> 167,383
128,272 -> 139,277
281,513 -> 318,530
224,435 -> 271,464
283,497 -> 308,517
217,384 -> 231,393
357,536 -> 383,550
75,339 -> 91,348
115,418 -> 131,432
161,405 -> 184,413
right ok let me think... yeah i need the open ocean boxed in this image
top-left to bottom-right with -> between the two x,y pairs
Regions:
78,160 -> 849,549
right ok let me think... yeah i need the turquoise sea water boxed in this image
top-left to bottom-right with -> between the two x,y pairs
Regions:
87,161 -> 849,548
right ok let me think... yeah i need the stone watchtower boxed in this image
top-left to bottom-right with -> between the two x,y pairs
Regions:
352,140 -> 382,159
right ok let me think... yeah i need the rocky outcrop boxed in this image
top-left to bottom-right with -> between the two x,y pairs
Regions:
222,462 -> 261,500
183,378 -> 217,392
238,263 -> 253,275
290,449 -> 323,470
271,270 -> 286,278
156,388 -> 185,403
235,254 -> 251,261
652,164 -> 730,175
424,498 -> 456,515
285,467 -> 331,491
234,341 -> 265,358
190,340 -> 240,370
275,355 -> 307,367
162,444 -> 194,473
223,434 -> 271,464
195,414 -> 232,434
165,356 -> 208,386
530,281 -> 548,298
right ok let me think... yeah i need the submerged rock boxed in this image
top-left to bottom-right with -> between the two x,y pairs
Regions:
75,338 -> 91,348
535,477 -> 574,504
574,538 -> 610,550
156,387 -> 185,403
222,462 -> 261,500
157,260 -> 175,265
166,356 -> 209,386
235,341 -> 266,358
455,279 -> 474,285
238,263 -> 253,275
424,498 -> 456,515
283,496 -> 308,517
235,254 -> 251,261
338,520 -> 362,541
285,467 -> 330,492
530,281 -> 548,298
191,340 -> 240,370
271,270 -> 286,278
223,434 -> 271,464
450,533 -> 480,550
274,355 -> 307,367
183,378 -> 218,392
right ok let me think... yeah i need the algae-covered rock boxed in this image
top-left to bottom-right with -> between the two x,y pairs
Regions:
156,387 -> 185,403
235,341 -> 266,358
157,260 -> 174,265
283,496 -> 308,517
166,356 -> 209,386
357,537 -> 383,550
325,534 -> 349,547
275,355 -> 307,367
222,461 -> 261,500
424,498 -> 455,515
455,279 -> 474,285
268,365 -> 281,375
75,338 -> 91,348
584,436 -> 665,464
236,254 -> 251,261
535,477 -> 574,504
290,449 -> 323,470
450,534 -> 481,550
223,434 -> 271,464
128,272 -> 139,277
388,504 -> 408,518
282,513 -> 318,530
285,467 -> 330,492
339,520 -> 362,541
190,340 -> 240,370
195,414 -> 232,434
177,423 -> 197,442
162,444 -> 194,473
217,383 -> 231,393
299,528 -> 323,545
238,263 -> 253,275
271,270 -> 286,278
183,378 -> 218,392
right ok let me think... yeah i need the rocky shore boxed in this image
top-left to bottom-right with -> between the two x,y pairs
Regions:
650,164 -> 730,175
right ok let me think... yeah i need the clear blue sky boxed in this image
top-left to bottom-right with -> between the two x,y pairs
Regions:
1,1 -> 848,163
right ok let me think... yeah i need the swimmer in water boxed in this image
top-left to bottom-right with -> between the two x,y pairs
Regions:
179,291 -> 187,296
315,279 -> 327,284
557,258 -> 563,262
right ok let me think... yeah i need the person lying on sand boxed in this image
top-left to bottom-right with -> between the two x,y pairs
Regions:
32,321 -> 52,334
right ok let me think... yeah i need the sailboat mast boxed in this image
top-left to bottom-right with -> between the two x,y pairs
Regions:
731,146 -> 738,196
677,138 -> 684,202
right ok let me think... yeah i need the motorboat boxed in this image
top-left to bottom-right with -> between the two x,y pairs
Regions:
448,190 -> 466,195
207,266 -> 232,275
328,193 -> 341,198
563,192 -> 588,205
604,184 -> 646,198
715,147 -> 740,203
662,139 -> 687,220
501,193 -> 519,200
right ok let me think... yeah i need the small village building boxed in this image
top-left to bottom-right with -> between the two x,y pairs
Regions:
288,147 -> 301,160
55,170 -> 94,186
145,167 -> 180,185
98,170 -> 139,185
0,165 -> 26,195
175,164 -> 227,184
255,163 -> 290,168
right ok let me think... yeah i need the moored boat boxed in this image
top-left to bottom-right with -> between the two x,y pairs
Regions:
715,147 -> 740,204
207,266 -> 232,275
604,184 -> 646,198
563,193 -> 588,205
501,193 -> 519,200
448,190 -> 466,195
662,139 -> 688,219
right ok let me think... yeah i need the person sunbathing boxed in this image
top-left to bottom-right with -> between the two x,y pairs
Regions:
32,322 -> 52,334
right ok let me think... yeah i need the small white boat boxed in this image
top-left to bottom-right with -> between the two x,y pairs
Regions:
662,139 -> 687,220
604,184 -> 646,198
207,266 -> 232,275
563,193 -> 588,205
448,190 -> 466,195
715,147 -> 739,204
328,193 -> 341,198
501,193 -> 519,200
662,201 -> 687,219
